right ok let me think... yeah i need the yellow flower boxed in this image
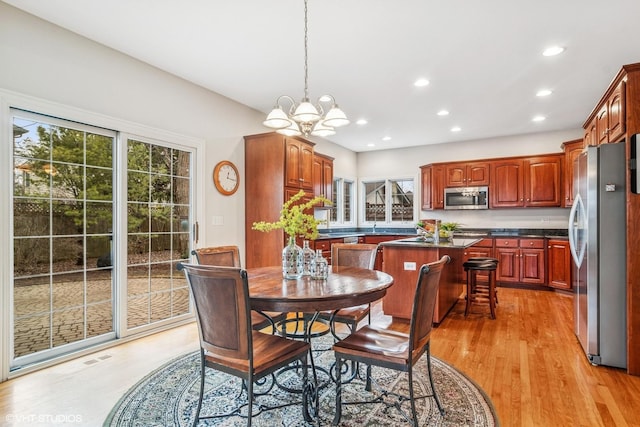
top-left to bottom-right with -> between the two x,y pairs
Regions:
252,190 -> 332,240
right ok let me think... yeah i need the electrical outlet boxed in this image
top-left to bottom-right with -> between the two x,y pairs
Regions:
403,262 -> 416,271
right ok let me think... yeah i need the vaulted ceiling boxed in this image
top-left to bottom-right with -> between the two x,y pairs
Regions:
4,0 -> 640,152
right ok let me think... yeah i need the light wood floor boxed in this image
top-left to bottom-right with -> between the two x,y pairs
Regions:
1,288 -> 640,426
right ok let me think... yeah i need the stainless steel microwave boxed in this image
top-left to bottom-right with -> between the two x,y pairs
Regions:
444,186 -> 489,210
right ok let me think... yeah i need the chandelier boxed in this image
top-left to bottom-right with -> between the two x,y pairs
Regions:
263,0 -> 349,137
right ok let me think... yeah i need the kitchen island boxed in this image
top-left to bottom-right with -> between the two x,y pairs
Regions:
380,237 -> 481,322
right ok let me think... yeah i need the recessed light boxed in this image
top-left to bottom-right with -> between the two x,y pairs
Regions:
318,95 -> 332,102
414,78 -> 430,87
356,119 -> 368,125
367,143 -> 375,147
382,136 -> 392,141
542,46 -> 565,57
437,110 -> 450,116
536,89 -> 552,97
451,126 -> 461,132
532,115 -> 546,122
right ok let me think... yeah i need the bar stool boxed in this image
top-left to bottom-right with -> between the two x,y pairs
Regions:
463,257 -> 498,319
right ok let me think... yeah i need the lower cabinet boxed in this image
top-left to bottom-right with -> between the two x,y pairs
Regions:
547,239 -> 571,290
462,238 -> 494,283
495,238 -> 546,285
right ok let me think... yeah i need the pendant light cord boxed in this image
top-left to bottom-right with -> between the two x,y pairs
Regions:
303,0 -> 309,100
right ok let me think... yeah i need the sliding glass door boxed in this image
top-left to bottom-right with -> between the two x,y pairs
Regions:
125,138 -> 191,330
12,111 -> 117,367
10,110 -> 195,370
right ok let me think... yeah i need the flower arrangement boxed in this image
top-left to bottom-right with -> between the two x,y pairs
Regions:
252,190 -> 331,240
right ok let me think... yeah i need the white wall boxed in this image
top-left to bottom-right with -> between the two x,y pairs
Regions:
0,2 -> 356,253
356,129 -> 583,229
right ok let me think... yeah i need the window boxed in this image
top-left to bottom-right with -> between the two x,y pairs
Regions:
330,177 -> 355,226
362,178 -> 415,224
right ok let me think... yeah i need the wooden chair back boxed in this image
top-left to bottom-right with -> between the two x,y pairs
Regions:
409,255 -> 450,358
192,245 -> 240,268
331,243 -> 378,269
180,263 -> 252,361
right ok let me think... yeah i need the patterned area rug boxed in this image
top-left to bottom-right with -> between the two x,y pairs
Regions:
104,340 -> 499,427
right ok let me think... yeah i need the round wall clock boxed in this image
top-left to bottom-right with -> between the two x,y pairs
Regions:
213,160 -> 240,195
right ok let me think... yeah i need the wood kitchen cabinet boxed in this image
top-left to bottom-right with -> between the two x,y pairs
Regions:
463,238 -> 494,283
547,239 -> 571,290
524,155 -> 563,207
312,152 -> 333,206
595,80 -> 626,145
561,139 -> 584,208
495,238 -> 545,285
420,164 -> 444,210
490,159 -> 524,208
285,137 -> 314,190
490,155 -> 562,208
583,118 -> 597,147
245,132 -> 317,268
445,162 -> 490,187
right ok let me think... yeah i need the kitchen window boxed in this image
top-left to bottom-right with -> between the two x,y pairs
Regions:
330,177 -> 355,226
362,178 -> 415,225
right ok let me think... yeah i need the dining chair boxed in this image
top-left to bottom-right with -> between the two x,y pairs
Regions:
179,263 -> 316,427
318,243 -> 378,339
332,255 -> 450,426
192,245 -> 286,331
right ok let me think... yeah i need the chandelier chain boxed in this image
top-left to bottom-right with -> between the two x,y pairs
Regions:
262,0 -> 348,136
303,0 -> 309,100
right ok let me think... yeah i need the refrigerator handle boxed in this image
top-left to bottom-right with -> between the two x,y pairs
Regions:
568,193 -> 586,267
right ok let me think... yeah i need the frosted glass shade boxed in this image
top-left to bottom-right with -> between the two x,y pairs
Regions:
292,101 -> 321,123
323,106 -> 350,127
263,107 -> 292,129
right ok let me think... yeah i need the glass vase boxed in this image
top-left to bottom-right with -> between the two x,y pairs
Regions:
301,240 -> 315,276
282,236 -> 303,279
311,249 -> 329,280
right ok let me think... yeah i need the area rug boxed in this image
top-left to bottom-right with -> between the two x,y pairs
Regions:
104,341 -> 499,427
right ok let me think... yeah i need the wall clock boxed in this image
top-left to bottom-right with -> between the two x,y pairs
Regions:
213,160 -> 240,195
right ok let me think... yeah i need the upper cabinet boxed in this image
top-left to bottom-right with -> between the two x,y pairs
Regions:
583,118 -> 597,147
312,152 -> 334,206
524,155 -> 563,207
285,138 -> 314,190
561,139 -> 584,208
490,155 -> 562,208
596,80 -> 626,144
445,162 -> 490,187
420,164 -> 444,210
490,159 -> 524,208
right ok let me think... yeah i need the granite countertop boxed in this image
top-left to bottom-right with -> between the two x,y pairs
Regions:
315,227 -> 568,240
380,237 -> 482,249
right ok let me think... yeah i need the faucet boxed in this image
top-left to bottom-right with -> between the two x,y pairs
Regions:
433,220 -> 440,244
372,222 -> 377,233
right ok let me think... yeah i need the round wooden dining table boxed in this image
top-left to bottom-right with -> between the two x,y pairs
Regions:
246,265 -> 394,313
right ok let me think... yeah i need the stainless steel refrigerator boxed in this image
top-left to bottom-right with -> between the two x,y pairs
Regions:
568,142 -> 626,368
